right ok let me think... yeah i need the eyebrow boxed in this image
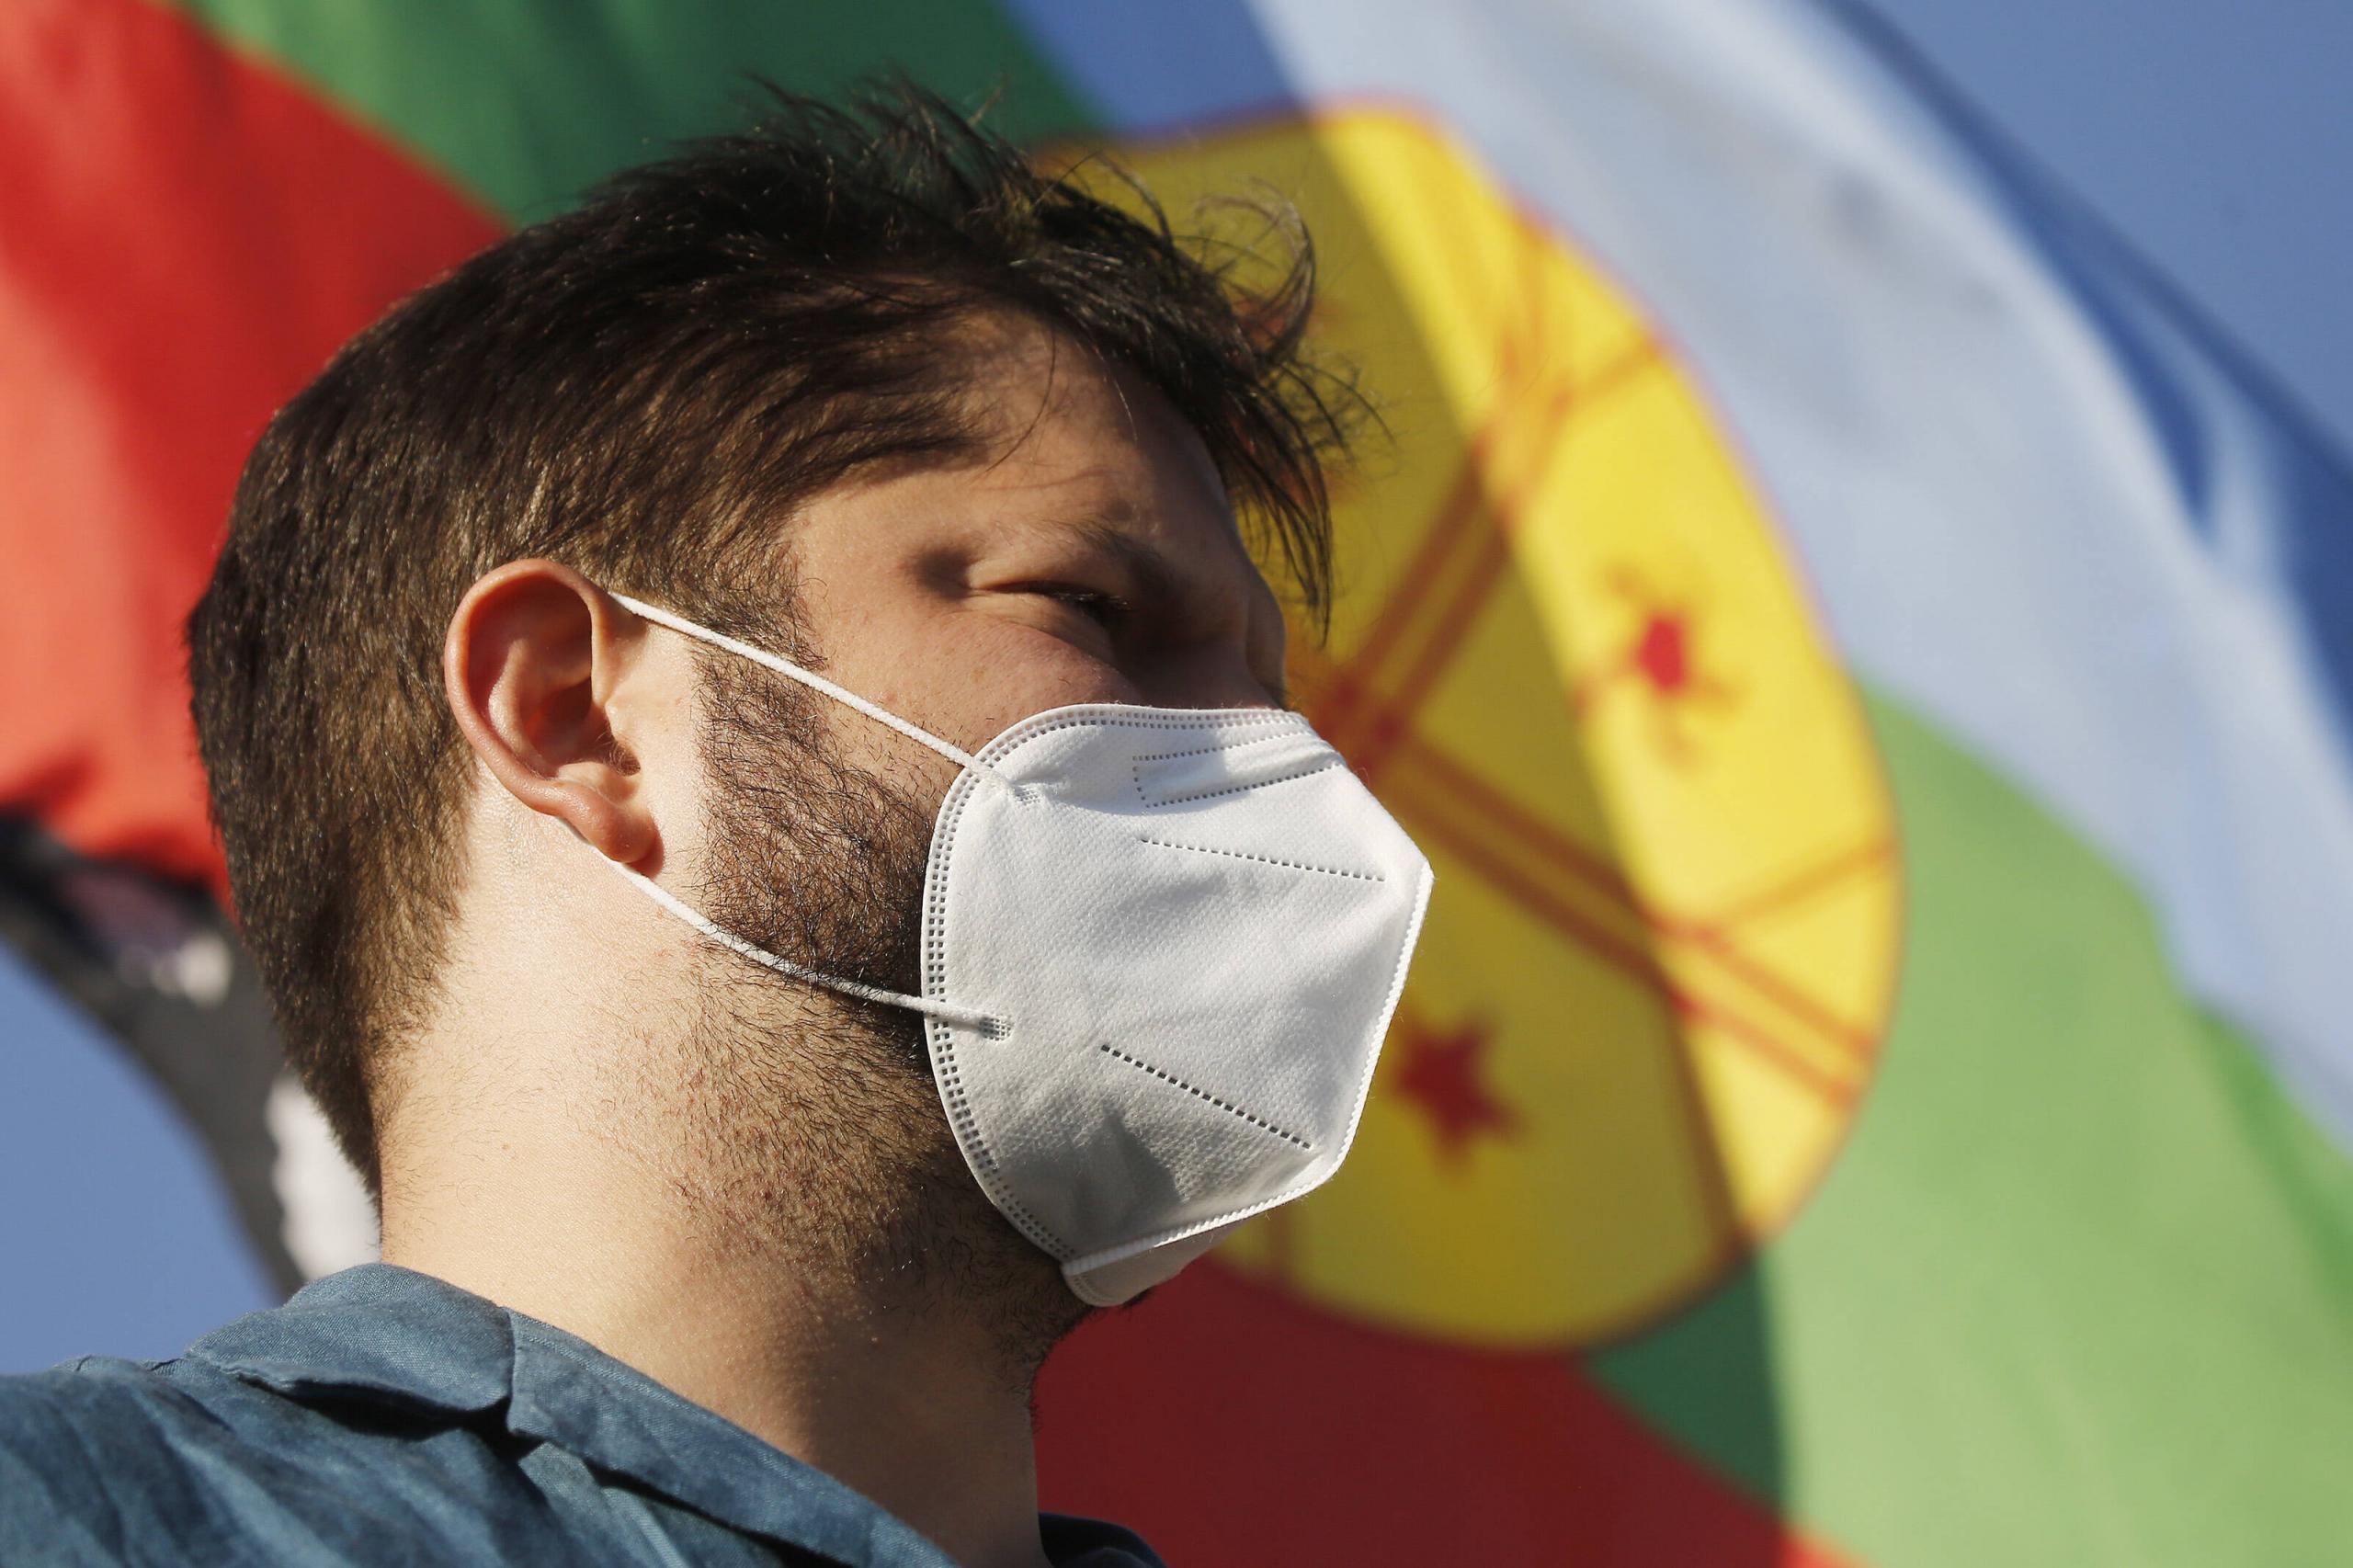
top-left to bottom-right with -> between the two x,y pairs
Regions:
1061,515 -> 1188,608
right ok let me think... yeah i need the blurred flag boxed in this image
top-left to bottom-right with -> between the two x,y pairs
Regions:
4,1 -> 2348,1563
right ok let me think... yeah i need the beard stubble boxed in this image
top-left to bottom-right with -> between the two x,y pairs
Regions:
662,638 -> 1091,1389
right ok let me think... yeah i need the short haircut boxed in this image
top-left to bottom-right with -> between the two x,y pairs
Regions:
185,82 -> 1358,1193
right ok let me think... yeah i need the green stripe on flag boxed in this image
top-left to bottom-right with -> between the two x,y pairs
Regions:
1589,685 -> 2353,1565
165,0 -> 1102,222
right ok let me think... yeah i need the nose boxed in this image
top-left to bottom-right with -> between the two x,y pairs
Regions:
1133,637 -> 1287,712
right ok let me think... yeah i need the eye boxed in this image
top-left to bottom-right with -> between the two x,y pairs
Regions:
1012,582 -> 1131,635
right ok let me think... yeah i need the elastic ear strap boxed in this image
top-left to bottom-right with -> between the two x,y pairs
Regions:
606,858 -> 1000,1033
609,591 -> 1002,783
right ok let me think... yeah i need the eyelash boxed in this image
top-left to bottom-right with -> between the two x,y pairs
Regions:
1027,584 -> 1131,634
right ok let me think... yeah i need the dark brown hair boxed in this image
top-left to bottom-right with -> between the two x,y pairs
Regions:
186,81 -> 1358,1191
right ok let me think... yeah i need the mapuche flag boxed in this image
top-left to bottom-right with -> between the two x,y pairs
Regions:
3,1 -> 2348,1563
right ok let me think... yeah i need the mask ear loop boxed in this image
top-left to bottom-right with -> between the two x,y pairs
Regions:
606,858 -> 1000,1032
597,590 -> 1007,1035
609,592 -> 1017,793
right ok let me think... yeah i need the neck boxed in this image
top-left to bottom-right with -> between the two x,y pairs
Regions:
377,1040 -> 1069,1568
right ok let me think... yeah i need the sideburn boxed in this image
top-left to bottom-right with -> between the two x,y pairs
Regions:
691,642 -> 938,1076
676,639 -> 1093,1376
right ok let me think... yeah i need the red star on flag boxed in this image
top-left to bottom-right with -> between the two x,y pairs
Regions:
1392,1012 -> 1518,1169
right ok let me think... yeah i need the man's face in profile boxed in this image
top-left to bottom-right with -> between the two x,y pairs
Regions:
165,85 -> 1367,1568
631,307 -> 1293,1357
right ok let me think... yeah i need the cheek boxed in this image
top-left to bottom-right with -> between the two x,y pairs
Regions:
925,615 -> 1142,738
824,605 -> 1138,769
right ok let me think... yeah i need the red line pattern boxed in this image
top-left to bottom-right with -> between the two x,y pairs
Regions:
1299,310 -> 1896,1255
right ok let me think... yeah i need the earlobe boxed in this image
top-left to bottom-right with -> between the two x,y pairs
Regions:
443,561 -> 658,865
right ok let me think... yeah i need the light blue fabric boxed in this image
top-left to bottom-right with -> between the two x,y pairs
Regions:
0,1264 -> 1162,1568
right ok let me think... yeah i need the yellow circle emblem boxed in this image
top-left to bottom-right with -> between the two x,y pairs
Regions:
1087,112 -> 1903,1347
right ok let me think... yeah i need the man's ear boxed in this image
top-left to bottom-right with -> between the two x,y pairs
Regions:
443,560 -> 658,865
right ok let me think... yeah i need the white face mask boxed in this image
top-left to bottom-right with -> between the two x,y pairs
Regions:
606,592 -> 1433,1305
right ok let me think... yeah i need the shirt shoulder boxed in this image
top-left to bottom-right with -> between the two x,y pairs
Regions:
0,1357 -> 230,1563
0,1355 -> 547,1566
2,1349 -> 385,1475
0,1357 -> 210,1478
0,1350 -> 808,1568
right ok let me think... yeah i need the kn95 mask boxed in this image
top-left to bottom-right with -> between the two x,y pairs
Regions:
603,591 -> 1433,1306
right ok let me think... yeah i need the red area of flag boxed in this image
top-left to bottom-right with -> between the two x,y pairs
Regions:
0,0 -> 498,893
1039,1261 -> 1859,1566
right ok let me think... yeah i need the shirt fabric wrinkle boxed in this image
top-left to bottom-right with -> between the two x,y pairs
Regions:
0,1263 -> 1165,1568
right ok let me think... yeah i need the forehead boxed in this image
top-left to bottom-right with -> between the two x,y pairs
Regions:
929,312 -> 1240,549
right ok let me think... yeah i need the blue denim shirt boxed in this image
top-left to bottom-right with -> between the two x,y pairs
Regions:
0,1264 -> 1163,1567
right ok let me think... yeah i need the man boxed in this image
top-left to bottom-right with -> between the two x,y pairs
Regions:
0,85 -> 1428,1567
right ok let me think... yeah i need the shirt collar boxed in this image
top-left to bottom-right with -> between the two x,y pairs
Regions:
186,1264 -> 961,1566
186,1259 -> 512,1415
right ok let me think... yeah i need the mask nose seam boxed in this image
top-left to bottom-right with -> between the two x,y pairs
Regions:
1124,730 -> 1308,807
1137,756 -> 1344,810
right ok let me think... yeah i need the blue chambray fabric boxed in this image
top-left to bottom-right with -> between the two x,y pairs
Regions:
0,1264 -> 1163,1567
